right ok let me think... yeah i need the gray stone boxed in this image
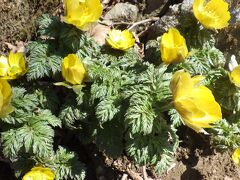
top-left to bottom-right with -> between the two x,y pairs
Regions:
145,0 -> 194,40
104,3 -> 139,22
145,0 -> 168,14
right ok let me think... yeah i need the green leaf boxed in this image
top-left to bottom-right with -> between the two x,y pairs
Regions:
50,147 -> 86,180
95,96 -> 120,124
26,41 -> 62,80
125,92 -> 156,135
95,119 -> 124,157
37,14 -> 61,38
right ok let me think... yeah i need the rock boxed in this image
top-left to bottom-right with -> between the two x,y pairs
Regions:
226,1 -> 240,24
145,0 -> 194,40
180,0 -> 194,11
104,3 -> 139,22
145,0 -> 168,14
145,4 -> 181,40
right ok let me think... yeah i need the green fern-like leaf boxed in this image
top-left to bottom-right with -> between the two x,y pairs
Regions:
2,110 -> 60,160
26,41 -> 62,80
95,96 -> 120,124
51,147 -> 86,180
211,119 -> 240,150
37,14 -> 61,38
126,116 -> 178,171
95,119 -> 124,157
173,44 -> 225,75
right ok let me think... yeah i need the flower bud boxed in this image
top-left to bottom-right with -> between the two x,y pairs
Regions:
160,28 -> 188,64
62,54 -> 86,85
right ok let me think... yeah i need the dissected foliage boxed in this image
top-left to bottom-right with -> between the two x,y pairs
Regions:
0,9 -> 238,179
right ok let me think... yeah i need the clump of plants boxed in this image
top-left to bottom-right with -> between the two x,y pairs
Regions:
0,0 -> 240,179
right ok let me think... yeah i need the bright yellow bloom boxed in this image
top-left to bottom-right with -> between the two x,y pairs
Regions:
22,166 -> 55,180
170,70 -> 222,132
64,0 -> 103,30
232,148 -> 240,165
0,79 -> 12,117
62,54 -> 86,85
160,28 -> 188,64
193,0 -> 231,29
229,65 -> 240,87
0,52 -> 27,79
106,29 -> 135,50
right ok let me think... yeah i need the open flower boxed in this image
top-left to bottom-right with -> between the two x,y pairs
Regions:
22,166 -> 55,180
193,0 -> 231,29
0,79 -> 13,118
170,70 -> 222,132
106,29 -> 135,50
64,0 -> 103,30
62,54 -> 86,85
232,148 -> 240,165
160,28 -> 188,64
229,65 -> 240,87
0,52 -> 27,79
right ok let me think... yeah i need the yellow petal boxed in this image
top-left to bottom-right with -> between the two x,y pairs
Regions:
62,54 -> 86,85
64,0 -> 102,30
0,79 -> 12,118
0,56 -> 9,77
22,166 -> 55,180
230,65 -> 240,87
160,28 -> 188,64
193,0 -> 231,29
170,70 -> 193,100
232,148 -> 240,165
171,70 -> 222,132
5,52 -> 27,79
106,29 -> 135,50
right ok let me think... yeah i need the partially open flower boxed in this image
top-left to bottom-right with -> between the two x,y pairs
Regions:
229,65 -> 240,87
193,0 -> 231,29
64,0 -> 103,30
232,148 -> 240,165
0,52 -> 27,79
22,166 -> 55,180
0,79 -> 13,118
106,29 -> 135,50
170,70 -> 222,133
160,28 -> 188,64
62,54 -> 86,85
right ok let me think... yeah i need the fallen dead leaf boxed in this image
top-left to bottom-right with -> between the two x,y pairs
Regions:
89,24 -> 111,45
4,41 -> 26,53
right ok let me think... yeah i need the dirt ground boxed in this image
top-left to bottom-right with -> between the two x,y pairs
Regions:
0,0 -> 240,179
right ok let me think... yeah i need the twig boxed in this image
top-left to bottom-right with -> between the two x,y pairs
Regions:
98,20 -> 132,26
121,173 -> 128,180
142,166 -> 148,180
126,169 -> 143,180
166,162 -> 176,174
128,17 -> 159,31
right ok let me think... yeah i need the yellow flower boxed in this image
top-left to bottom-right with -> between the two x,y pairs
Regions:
64,0 -> 103,30
22,166 -> 55,180
0,52 -> 27,79
160,28 -> 188,64
0,79 -> 13,117
62,54 -> 86,85
193,0 -> 231,29
170,70 -> 222,132
106,29 -> 135,50
229,65 -> 240,87
232,148 -> 240,165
